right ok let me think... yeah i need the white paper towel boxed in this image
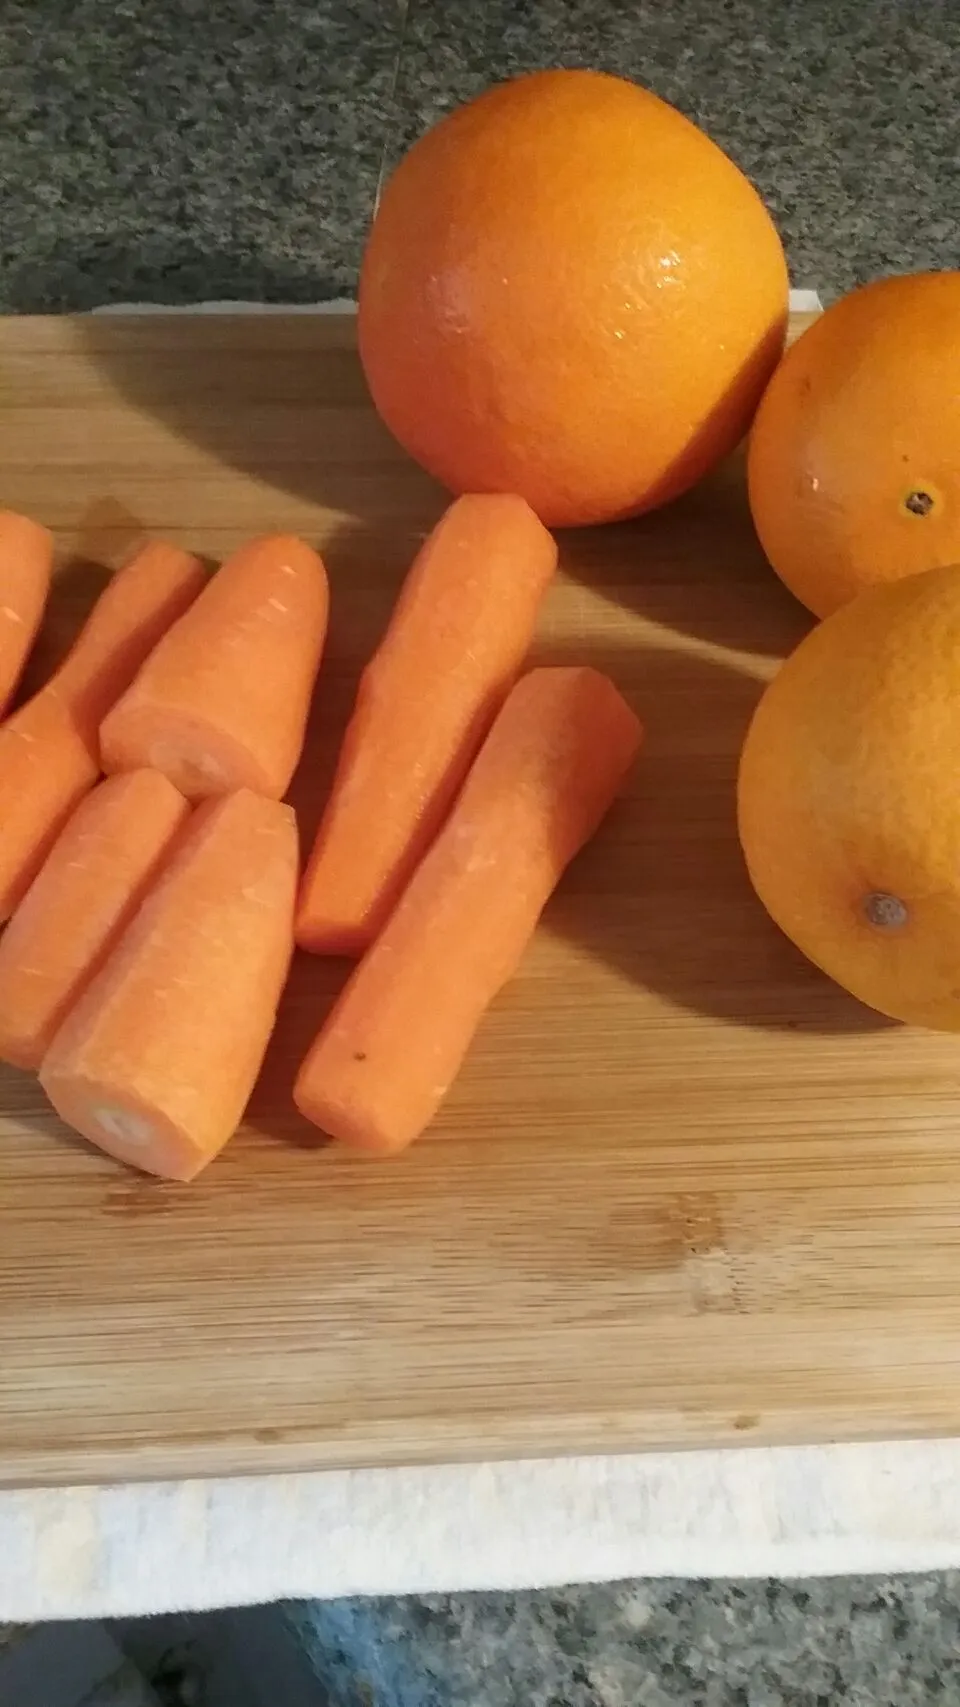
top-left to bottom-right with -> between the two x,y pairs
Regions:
3,1438 -> 960,1621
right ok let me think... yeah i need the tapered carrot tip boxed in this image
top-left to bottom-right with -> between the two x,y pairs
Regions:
0,538 -> 206,923
294,666 -> 642,1154
40,789 -> 299,1180
100,534 -> 330,801
296,493 -> 558,956
0,509 -> 54,718
0,769 -> 189,1070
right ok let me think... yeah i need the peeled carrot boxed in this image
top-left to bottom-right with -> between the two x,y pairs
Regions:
100,534 -> 330,801
40,789 -> 299,1181
0,770 -> 189,1070
294,667 -> 641,1154
0,509 -> 54,717
296,494 -> 558,956
0,540 -> 205,922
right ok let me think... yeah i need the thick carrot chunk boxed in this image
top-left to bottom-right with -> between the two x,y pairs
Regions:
0,770 -> 189,1069
40,789 -> 299,1180
297,495 -> 557,955
295,667 -> 641,1153
0,540 -> 205,921
101,534 -> 329,801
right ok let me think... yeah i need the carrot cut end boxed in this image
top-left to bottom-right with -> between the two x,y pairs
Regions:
292,1077 -> 414,1156
40,1069 -> 209,1182
102,707 -> 281,802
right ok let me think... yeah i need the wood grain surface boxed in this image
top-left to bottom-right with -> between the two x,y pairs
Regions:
3,312 -> 960,1489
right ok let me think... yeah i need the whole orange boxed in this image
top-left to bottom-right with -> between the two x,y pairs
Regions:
738,563 -> 960,1031
748,272 -> 960,617
359,69 -> 788,527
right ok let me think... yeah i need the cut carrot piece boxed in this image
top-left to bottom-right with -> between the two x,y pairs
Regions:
0,509 -> 54,717
296,494 -> 558,956
40,789 -> 299,1181
294,666 -> 641,1154
0,770 -> 189,1070
0,540 -> 205,922
100,534 -> 330,801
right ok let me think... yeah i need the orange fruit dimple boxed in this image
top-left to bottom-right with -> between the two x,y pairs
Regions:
748,272 -> 960,617
738,563 -> 960,1031
359,69 -> 788,528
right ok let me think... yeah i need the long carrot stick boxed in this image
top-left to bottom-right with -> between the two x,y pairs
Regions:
100,534 -> 330,801
296,494 -> 558,956
0,509 -> 54,718
294,667 -> 641,1154
40,789 -> 299,1181
0,540 -> 205,922
0,770 -> 189,1070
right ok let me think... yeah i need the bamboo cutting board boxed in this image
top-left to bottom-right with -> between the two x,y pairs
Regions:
3,312 -> 960,1490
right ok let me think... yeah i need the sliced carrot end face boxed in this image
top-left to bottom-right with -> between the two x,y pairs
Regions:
100,535 -> 330,801
42,1073 -> 205,1182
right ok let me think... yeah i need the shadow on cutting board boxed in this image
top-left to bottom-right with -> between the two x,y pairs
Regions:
15,497 -> 142,700
245,948 -> 346,1150
533,635 -> 890,1038
75,270 -> 443,526
557,447 -> 815,661
77,266 -> 810,661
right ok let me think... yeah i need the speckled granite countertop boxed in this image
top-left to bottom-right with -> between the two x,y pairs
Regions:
2,0 -> 958,309
4,1 -> 960,1701
282,1576 -> 960,1707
